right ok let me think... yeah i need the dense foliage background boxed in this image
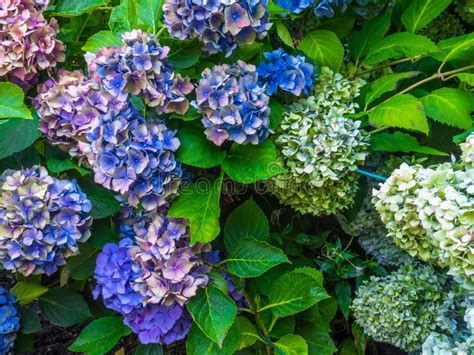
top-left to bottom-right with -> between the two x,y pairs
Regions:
0,0 -> 473,354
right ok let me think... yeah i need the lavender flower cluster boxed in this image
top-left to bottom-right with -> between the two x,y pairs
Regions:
86,30 -> 193,115
163,0 -> 272,56
93,210 -> 211,344
0,166 -> 92,276
193,60 -> 270,146
0,287 -> 19,354
257,48 -> 316,96
0,0 -> 65,88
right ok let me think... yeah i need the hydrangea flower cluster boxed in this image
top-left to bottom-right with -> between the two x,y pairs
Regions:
0,287 -> 20,354
34,69 -> 119,159
163,0 -> 272,56
373,136 -> 474,281
337,156 -> 413,266
0,166 -> 92,276
0,0 -> 65,87
85,30 -> 193,115
274,0 -> 315,14
84,104 -> 183,211
93,211 -> 211,344
193,60 -> 270,146
257,48 -> 316,96
268,67 -> 368,216
352,263 -> 457,352
314,0 -> 391,18
420,12 -> 465,42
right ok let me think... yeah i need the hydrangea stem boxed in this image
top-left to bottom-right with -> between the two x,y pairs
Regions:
356,169 -> 387,182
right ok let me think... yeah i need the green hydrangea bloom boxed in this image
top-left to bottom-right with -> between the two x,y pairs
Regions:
419,12 -> 465,42
338,155 -> 413,266
461,133 -> 474,166
455,0 -> 474,24
352,263 -> 456,352
268,67 -> 369,216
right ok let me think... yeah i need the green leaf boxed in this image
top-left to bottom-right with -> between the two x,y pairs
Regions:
19,308 -> 41,334
177,127 -> 226,168
136,0 -> 162,33
69,317 -> 131,354
455,73 -> 474,86
370,132 -> 448,156
401,0 -> 452,34
89,225 -> 119,249
349,11 -> 391,61
46,157 -> 90,176
224,198 -> 269,252
364,32 -> 438,65
453,128 -> 474,144
187,285 -> 237,346
274,335 -> 308,355
208,269 -> 229,294
299,30 -> 344,71
163,39 -> 202,69
237,317 -> 259,350
67,243 -> 99,280
260,271 -> 329,317
170,106 -> 200,121
432,33 -> 474,70
11,282 -> 48,306
336,281 -> 351,319
301,298 -> 338,332
0,111 -> 40,160
270,316 -> 295,338
14,333 -> 34,353
82,31 -> 122,53
421,88 -> 473,130
364,71 -> 422,108
135,344 -> 164,355
80,181 -> 121,219
0,83 -> 32,119
224,238 -> 289,278
269,99 -> 284,129
39,287 -> 92,327
299,328 -> 337,355
276,21 -> 294,48
186,320 -> 240,355
319,14 -> 355,39
223,141 -> 286,184
369,94 -> 429,134
168,176 -> 222,245
109,0 -> 136,33
52,0 -> 107,16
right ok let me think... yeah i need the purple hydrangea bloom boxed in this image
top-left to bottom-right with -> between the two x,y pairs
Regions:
34,69 -> 121,159
274,0 -> 315,14
163,0 -> 272,56
0,166 -> 92,276
0,0 -> 65,88
0,287 -> 20,354
257,48 -> 316,96
84,104 -> 183,211
124,303 -> 192,345
193,60 -> 270,146
94,211 -> 211,345
85,30 -> 193,115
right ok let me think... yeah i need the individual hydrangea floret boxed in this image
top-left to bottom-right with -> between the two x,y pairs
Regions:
0,166 -> 92,276
93,211 -> 211,344
274,0 -> 314,14
163,0 -> 272,56
268,67 -> 368,216
352,263 -> 456,352
257,48 -> 316,96
193,60 -> 270,146
0,0 -> 65,87
0,287 -> 20,354
34,69 -> 121,159
85,104 -> 183,211
86,30 -> 193,115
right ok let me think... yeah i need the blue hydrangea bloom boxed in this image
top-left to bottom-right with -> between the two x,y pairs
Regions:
85,104 -> 183,211
85,30 -> 193,115
257,49 -> 316,96
93,210 -> 211,345
0,287 -> 19,354
193,60 -> 270,146
274,0 -> 315,14
314,0 -> 349,17
163,0 -> 272,56
0,166 -> 92,276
